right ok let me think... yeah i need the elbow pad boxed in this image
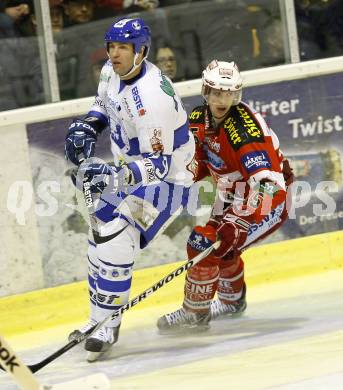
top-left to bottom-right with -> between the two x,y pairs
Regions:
127,154 -> 171,185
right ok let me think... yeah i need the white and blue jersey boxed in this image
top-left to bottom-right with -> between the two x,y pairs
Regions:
88,60 -> 195,247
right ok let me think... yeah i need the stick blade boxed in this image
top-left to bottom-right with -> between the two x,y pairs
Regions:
41,373 -> 111,390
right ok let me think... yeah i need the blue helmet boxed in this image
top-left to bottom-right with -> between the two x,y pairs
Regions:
104,18 -> 151,55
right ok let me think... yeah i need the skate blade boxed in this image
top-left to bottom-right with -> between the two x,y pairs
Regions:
86,351 -> 104,362
41,373 -> 111,389
213,305 -> 247,320
158,324 -> 210,335
213,311 -> 245,320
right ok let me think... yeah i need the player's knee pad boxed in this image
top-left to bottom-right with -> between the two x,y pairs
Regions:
96,222 -> 140,265
187,224 -> 218,267
218,256 -> 245,303
183,264 -> 219,312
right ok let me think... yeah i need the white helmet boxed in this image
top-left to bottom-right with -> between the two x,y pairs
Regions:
202,60 -> 243,105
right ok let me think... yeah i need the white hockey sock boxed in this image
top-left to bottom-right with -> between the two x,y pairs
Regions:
87,238 -> 99,320
95,221 -> 140,327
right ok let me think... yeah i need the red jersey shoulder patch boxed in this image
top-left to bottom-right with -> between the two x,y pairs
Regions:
223,103 -> 265,151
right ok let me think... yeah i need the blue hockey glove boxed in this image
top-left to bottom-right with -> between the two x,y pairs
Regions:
65,119 -> 98,165
78,161 -> 117,194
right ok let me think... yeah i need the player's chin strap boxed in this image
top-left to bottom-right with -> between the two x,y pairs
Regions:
120,48 -> 149,79
0,241 -> 220,374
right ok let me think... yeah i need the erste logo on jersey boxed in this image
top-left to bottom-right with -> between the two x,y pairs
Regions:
241,150 -> 271,174
132,86 -> 146,116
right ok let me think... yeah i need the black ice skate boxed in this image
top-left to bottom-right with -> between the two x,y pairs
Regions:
85,325 -> 120,362
210,284 -> 247,320
157,307 -> 211,333
68,319 -> 98,342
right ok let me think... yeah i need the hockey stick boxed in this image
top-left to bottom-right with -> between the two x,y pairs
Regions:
0,159 -> 219,373
76,157 -> 101,237
73,156 -> 119,243
0,241 -> 219,374
0,334 -> 40,389
0,334 -> 110,389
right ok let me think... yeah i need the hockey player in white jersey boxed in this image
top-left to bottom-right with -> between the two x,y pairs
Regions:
64,17 -> 195,361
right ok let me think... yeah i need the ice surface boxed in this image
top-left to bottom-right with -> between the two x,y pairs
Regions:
1,269 -> 342,390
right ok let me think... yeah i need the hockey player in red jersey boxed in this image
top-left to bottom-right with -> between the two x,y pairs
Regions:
157,59 -> 294,331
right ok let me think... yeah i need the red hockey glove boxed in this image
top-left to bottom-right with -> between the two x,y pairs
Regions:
282,159 -> 294,186
214,213 -> 251,258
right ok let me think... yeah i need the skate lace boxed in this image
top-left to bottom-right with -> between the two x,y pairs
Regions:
92,327 -> 113,343
211,299 -> 237,317
79,319 -> 98,333
167,308 -> 187,325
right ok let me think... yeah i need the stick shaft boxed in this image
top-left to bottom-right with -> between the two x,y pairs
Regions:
25,242 -> 218,373
0,161 -> 220,373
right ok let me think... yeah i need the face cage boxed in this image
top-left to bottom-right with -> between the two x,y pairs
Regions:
201,85 -> 242,106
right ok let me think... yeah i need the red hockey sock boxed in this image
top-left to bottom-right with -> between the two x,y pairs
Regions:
183,264 -> 219,313
217,256 -> 245,304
